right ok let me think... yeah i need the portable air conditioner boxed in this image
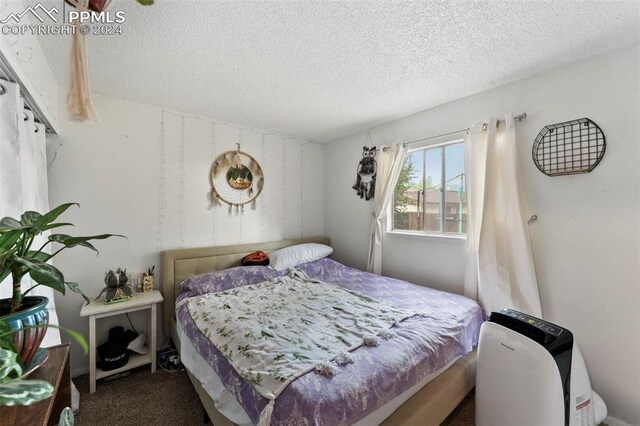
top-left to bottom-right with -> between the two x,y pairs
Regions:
476,309 -> 607,426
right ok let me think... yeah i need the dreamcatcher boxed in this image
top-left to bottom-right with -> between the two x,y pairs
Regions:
210,144 -> 264,215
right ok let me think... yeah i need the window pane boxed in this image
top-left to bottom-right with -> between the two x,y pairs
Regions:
444,143 -> 466,233
393,151 -> 423,231
424,147 -> 442,232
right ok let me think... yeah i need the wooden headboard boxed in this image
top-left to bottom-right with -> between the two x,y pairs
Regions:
161,236 -> 330,338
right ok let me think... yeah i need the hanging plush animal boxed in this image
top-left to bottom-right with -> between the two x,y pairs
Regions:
352,146 -> 377,201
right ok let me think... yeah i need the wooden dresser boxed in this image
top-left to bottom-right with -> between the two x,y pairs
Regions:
1,344 -> 71,426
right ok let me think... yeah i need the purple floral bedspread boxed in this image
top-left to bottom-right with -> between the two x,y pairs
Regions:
177,258 -> 484,425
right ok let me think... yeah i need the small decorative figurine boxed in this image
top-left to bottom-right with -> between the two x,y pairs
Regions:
352,145 -> 377,201
96,268 -> 135,304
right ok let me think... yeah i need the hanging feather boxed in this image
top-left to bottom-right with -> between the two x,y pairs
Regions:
253,169 -> 263,182
247,159 -> 261,178
241,204 -> 245,214
218,154 -> 230,170
225,152 -> 232,164
248,187 -> 253,196
210,190 -> 222,207
228,204 -> 232,216
257,177 -> 264,192
212,161 -> 220,177
235,205 -> 239,216
251,199 -> 257,210
229,151 -> 241,166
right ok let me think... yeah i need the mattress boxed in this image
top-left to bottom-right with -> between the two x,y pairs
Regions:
177,317 -> 462,426
177,258 -> 484,425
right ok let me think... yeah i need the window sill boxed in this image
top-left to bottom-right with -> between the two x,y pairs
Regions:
385,230 -> 467,242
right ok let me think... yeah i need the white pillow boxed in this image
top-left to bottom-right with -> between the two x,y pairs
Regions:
269,243 -> 333,271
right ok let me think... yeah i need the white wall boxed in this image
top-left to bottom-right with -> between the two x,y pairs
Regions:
324,44 -> 640,425
48,93 -> 324,376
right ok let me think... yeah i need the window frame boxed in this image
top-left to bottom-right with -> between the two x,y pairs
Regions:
388,137 -> 467,238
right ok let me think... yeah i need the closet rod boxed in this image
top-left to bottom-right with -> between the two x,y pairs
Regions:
401,112 -> 527,148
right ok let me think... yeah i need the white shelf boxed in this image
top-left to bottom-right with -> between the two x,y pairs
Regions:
84,290 -> 161,393
96,351 -> 152,380
80,290 -> 163,317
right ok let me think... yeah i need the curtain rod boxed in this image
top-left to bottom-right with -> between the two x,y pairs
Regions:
401,112 -> 527,148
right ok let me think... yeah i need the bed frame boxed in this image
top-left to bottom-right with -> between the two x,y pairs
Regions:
162,237 -> 476,426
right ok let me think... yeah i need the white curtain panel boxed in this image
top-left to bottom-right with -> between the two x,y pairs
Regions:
367,143 -> 407,274
464,114 -> 542,317
0,80 -> 61,346
0,80 -> 23,217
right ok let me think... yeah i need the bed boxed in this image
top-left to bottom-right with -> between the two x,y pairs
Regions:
162,237 -> 483,425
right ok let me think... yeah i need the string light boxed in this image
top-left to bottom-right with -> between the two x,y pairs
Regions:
260,133 -> 267,241
210,122 -> 217,245
156,110 -> 166,251
158,110 -> 322,246
179,116 -> 186,248
281,140 -> 288,239
300,143 -> 304,237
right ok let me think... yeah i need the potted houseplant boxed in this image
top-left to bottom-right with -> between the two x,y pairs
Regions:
0,203 -> 123,367
0,318 -> 87,407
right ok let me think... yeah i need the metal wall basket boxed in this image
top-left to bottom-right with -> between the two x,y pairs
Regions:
532,118 -> 605,176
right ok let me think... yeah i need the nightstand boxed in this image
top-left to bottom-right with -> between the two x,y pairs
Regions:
80,290 -> 163,393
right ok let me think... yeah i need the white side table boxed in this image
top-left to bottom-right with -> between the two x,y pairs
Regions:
80,290 -> 163,393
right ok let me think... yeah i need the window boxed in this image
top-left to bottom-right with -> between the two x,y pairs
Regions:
392,140 -> 467,235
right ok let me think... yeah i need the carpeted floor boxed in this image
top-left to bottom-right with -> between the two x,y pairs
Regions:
74,367 -> 202,425
74,366 -> 476,425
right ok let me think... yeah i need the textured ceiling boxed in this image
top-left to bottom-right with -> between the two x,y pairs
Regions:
28,0 -> 640,141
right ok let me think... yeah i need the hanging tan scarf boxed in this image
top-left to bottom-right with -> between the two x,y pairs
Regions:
66,0 -> 99,121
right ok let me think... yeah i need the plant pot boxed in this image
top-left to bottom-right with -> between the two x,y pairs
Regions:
0,296 -> 50,366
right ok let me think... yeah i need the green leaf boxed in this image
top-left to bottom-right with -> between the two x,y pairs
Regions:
20,211 -> 42,227
40,223 -> 73,232
0,347 -> 22,381
49,233 -> 125,255
0,320 -> 11,337
59,407 -> 74,425
0,229 -> 21,250
0,378 -> 53,406
64,239 -> 98,254
0,217 -> 28,232
64,234 -> 125,248
48,234 -> 71,243
0,321 -> 18,364
58,326 -> 88,354
65,282 -> 90,305
136,0 -> 154,5
49,233 -> 98,254
24,251 -> 50,263
29,271 -> 65,294
11,258 -> 65,294
33,203 -> 78,231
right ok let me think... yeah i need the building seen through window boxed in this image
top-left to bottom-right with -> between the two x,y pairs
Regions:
393,141 -> 467,234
